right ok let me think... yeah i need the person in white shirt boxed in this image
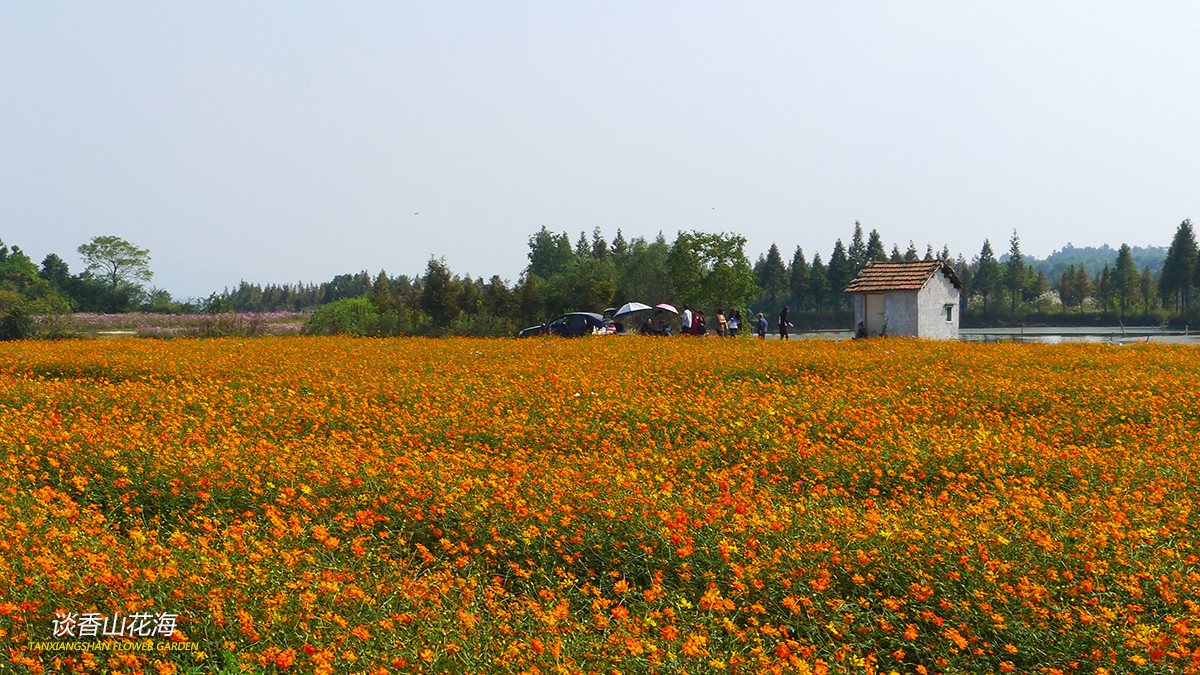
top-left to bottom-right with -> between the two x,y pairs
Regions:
681,306 -> 692,335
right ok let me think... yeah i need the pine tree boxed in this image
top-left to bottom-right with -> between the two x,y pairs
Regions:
1055,266 -> 1077,316
903,241 -> 919,262
866,230 -> 887,262
973,240 -> 1002,315
590,227 -> 608,259
809,253 -> 829,310
757,244 -> 789,310
1004,230 -> 1029,314
789,247 -> 809,311
1159,219 -> 1197,312
827,240 -> 852,309
848,222 -> 867,274
1114,243 -> 1140,320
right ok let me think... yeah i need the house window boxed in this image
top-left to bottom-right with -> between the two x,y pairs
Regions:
944,304 -> 954,322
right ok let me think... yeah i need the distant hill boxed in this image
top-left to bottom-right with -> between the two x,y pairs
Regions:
1003,244 -> 1168,280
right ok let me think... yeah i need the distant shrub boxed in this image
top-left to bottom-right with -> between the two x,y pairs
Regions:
447,312 -> 518,337
0,306 -> 35,341
374,308 -> 432,337
303,297 -> 380,336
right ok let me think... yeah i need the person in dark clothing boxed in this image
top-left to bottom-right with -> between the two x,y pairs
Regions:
778,306 -> 792,340
855,321 -> 868,339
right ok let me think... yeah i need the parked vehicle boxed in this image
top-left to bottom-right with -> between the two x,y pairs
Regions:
517,312 -> 611,338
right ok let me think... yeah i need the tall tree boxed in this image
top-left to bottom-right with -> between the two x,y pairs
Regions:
1073,266 -> 1093,313
1159,219 -> 1197,312
1003,230 -> 1029,314
865,229 -> 887,262
827,240 -> 852,309
610,229 -> 629,257
615,234 -> 674,305
39,253 -> 71,289
527,227 -> 574,280
1096,264 -> 1115,315
903,241 -> 919,262
420,257 -> 459,327
590,227 -> 609,259
77,235 -> 152,290
848,222 -> 868,274
808,253 -> 829,310
973,240 -> 1002,314
756,243 -> 789,311
667,231 -> 758,312
1113,243 -> 1140,320
370,270 -> 393,311
1139,267 -> 1156,316
1055,266 -> 1078,316
789,247 -> 809,310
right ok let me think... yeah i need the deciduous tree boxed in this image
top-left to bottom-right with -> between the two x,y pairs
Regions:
77,235 -> 152,290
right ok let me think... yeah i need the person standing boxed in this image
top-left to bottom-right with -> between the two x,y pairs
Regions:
728,309 -> 740,337
778,306 -> 792,341
681,305 -> 692,336
716,309 -> 728,337
755,312 -> 768,339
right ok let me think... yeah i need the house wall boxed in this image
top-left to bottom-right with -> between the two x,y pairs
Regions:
884,291 -> 919,336
915,272 -> 960,339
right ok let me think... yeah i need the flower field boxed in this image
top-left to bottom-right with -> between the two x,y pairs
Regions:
1,337 -> 1198,674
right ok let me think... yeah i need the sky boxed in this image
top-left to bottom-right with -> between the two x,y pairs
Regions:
3,2 -> 1198,300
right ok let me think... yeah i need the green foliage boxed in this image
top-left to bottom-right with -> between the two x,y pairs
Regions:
1003,230 -> 1029,315
614,234 -> 674,305
1114,243 -> 1141,319
1038,242 -> 1167,280
0,305 -> 34,340
754,243 -> 789,312
420,257 -> 459,327
527,227 -> 574,279
865,229 -> 887,263
77,235 -> 153,290
667,231 -> 758,312
788,247 -> 809,310
302,297 -> 380,335
546,256 -> 616,314
972,239 -> 1002,314
847,221 -> 867,274
1159,219 -> 1197,312
447,312 -> 518,337
826,240 -> 851,309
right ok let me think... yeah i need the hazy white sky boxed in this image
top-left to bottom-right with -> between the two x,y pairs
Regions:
3,2 -> 1198,299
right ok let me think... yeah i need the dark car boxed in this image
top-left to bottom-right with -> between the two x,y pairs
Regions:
517,312 -> 611,338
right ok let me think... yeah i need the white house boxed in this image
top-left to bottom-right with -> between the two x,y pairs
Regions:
845,261 -> 963,339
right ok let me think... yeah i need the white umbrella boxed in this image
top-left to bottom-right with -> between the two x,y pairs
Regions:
655,303 -> 679,315
613,301 -> 653,318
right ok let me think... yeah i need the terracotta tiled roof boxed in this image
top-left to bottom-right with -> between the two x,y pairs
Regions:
844,261 -> 963,293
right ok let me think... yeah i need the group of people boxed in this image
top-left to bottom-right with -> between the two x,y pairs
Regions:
639,305 -> 795,340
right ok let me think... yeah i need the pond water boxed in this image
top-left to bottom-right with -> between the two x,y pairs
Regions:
781,326 -> 1199,344
959,326 -> 1197,344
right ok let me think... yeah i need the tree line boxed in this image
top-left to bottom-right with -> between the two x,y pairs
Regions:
2,219 -> 1197,339
294,219 -> 1200,336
